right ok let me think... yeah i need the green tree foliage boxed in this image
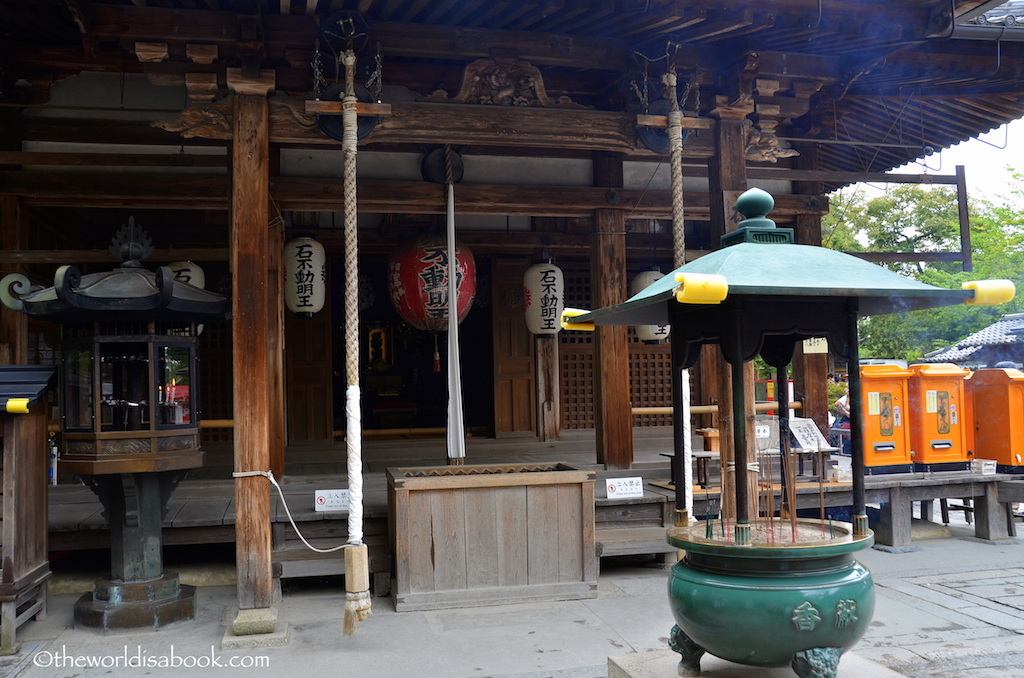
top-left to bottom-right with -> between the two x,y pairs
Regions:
821,183 -> 1024,362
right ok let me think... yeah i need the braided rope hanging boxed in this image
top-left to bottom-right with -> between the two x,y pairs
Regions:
341,49 -> 372,635
662,70 -> 693,525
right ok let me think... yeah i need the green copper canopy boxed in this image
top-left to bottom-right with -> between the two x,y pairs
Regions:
574,242 -> 973,329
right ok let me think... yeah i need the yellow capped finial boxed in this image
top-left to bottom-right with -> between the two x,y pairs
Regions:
5,398 -> 29,414
673,273 -> 729,305
561,308 -> 595,331
963,279 -> 1015,306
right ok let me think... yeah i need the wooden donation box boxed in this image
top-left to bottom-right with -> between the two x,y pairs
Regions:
387,463 -> 597,611
0,366 -> 56,654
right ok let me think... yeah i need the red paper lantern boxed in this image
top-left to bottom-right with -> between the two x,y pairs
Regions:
387,232 -> 476,332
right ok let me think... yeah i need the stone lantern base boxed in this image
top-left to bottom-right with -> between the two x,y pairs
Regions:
74,572 -> 195,630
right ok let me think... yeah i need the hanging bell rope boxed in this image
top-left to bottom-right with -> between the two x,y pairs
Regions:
662,69 -> 693,526
341,48 -> 371,636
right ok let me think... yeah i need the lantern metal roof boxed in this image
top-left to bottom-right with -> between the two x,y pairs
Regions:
0,365 -> 56,414
0,263 -> 229,324
0,218 -> 229,324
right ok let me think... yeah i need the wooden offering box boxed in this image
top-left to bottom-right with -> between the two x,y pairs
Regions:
387,462 -> 597,611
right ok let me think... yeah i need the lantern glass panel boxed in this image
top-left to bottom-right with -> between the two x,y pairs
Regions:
158,345 -> 193,427
63,345 -> 93,431
99,342 -> 150,432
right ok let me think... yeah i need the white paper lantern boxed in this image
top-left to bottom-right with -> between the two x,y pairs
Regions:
167,261 -> 206,290
632,269 -> 670,343
523,261 -> 564,335
168,261 -> 207,334
284,236 -> 327,316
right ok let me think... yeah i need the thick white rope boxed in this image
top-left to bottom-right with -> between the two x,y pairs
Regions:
233,470 -> 347,553
341,50 -> 364,545
664,71 -> 693,522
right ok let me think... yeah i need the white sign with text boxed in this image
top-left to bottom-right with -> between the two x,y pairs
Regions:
314,489 -> 349,512
606,477 -> 645,499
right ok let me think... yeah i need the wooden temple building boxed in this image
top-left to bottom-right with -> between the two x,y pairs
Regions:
2,0 -> 1024,635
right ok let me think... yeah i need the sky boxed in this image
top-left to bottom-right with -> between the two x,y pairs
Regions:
884,118 -> 1024,202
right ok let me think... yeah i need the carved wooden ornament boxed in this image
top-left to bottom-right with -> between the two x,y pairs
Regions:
422,58 -> 583,109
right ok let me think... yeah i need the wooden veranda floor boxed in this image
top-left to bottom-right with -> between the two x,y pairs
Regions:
46,427 -> 684,562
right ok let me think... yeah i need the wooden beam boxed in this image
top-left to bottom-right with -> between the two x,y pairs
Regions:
367,20 -> 633,70
158,97 -> 720,156
274,178 -> 828,218
231,94 -> 274,612
303,101 -> 393,116
0,171 -> 828,219
276,98 -> 690,152
0,172 -> 228,209
0,152 -> 226,167
0,249 -> 229,264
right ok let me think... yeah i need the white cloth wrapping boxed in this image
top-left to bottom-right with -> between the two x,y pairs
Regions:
346,384 -> 363,543
681,370 -> 693,520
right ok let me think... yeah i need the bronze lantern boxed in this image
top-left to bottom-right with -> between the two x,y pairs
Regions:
0,223 -> 229,630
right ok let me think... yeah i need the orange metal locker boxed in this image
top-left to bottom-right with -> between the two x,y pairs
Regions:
907,363 -> 971,471
967,368 -> 1024,473
860,365 -> 913,474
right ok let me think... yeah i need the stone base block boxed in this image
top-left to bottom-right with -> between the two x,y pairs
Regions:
232,606 -> 278,636
74,573 -> 195,631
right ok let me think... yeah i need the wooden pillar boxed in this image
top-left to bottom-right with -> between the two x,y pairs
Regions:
0,106 -> 26,365
231,93 -> 274,614
592,152 -> 632,469
791,142 -> 829,437
536,335 -> 560,441
0,197 -> 27,365
267,200 -> 285,479
706,105 -> 756,519
707,116 -> 749,248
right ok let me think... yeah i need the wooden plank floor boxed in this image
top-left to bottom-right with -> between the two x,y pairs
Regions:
42,428 -> 685,558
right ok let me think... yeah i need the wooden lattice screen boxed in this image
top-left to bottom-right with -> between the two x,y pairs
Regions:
559,267 -> 682,429
199,320 -> 233,444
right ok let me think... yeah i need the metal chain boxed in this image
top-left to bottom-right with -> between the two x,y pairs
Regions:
311,39 -> 326,97
690,71 -> 700,114
629,57 -> 650,113
365,43 -> 383,102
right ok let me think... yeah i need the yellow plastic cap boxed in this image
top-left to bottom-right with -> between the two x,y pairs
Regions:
5,398 -> 29,414
962,279 -> 1016,306
673,273 -> 729,305
560,308 -> 595,332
